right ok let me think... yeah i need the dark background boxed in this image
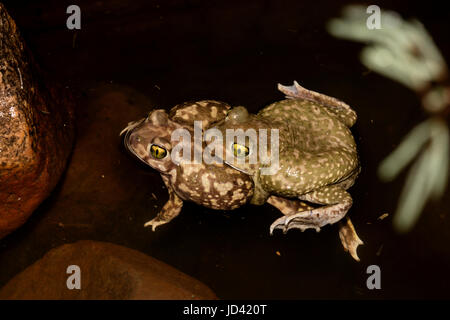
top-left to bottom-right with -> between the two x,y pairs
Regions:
0,0 -> 449,299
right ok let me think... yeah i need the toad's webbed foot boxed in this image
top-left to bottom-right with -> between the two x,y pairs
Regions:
269,202 -> 350,234
277,81 -> 356,127
270,211 -> 322,234
268,196 -> 319,233
269,186 -> 363,261
270,186 -> 352,234
338,217 -> 364,261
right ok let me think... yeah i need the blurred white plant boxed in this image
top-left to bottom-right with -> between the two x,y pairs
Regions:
327,5 -> 450,232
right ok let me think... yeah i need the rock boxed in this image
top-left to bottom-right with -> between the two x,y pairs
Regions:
0,4 -> 75,238
0,240 -> 217,300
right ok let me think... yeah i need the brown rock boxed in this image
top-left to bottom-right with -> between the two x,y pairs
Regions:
0,4 -> 75,238
0,240 -> 217,300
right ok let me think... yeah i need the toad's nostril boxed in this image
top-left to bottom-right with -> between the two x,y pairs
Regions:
129,134 -> 141,146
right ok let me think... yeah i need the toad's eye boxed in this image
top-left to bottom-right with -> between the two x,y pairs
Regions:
150,144 -> 168,159
232,143 -> 249,157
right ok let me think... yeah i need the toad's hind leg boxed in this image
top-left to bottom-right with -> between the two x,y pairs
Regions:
270,185 -> 352,234
270,185 -> 363,261
267,196 -> 315,216
339,217 -> 364,261
277,81 -> 357,127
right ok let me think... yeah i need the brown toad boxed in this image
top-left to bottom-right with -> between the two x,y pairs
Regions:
120,100 -> 254,230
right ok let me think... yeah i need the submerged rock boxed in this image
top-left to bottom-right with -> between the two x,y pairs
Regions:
0,240 -> 217,300
0,4 -> 75,238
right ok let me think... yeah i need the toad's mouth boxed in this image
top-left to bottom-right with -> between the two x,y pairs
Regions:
224,161 -> 251,175
121,118 -> 150,166
125,142 -> 152,167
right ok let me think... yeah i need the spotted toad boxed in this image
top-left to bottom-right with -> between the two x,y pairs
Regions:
120,100 -> 254,231
214,82 -> 363,260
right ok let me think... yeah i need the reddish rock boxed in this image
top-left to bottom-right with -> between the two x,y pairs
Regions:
0,240 -> 217,300
0,4 -> 75,238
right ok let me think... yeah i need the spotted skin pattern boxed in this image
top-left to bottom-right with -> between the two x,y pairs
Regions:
121,84 -> 363,260
215,82 -> 363,260
121,100 -> 254,231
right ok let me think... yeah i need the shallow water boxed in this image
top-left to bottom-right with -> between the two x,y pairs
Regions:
1,0 -> 449,299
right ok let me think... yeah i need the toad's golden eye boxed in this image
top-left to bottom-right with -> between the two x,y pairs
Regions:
232,143 -> 249,157
150,144 -> 167,159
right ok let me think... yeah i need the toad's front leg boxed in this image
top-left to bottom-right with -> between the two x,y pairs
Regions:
269,185 -> 363,260
144,181 -> 183,231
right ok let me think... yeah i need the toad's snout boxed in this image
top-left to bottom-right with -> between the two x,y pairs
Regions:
126,132 -> 140,147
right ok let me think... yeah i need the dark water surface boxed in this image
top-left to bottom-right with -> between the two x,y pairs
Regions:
1,0 -> 449,299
